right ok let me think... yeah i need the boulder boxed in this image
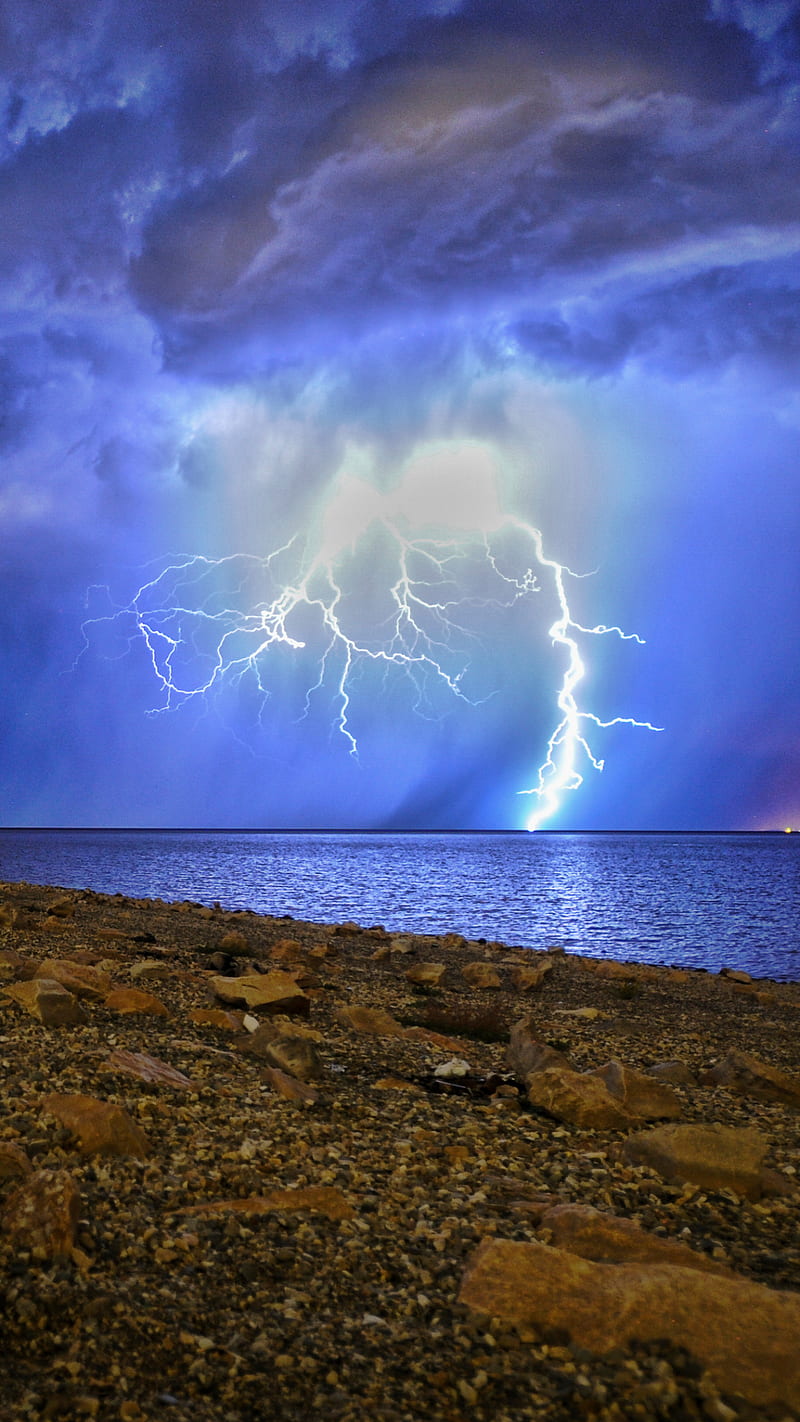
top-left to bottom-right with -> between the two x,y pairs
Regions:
589,1060 -> 682,1120
538,1203 -> 732,1275
506,1017 -> 572,1082
43,1093 -> 151,1158
701,1049 -> 800,1108
623,1123 -> 771,1199
527,1067 -> 633,1129
33,959 -> 112,999
210,971 -> 309,1016
405,962 -> 447,987
510,960 -> 553,992
461,962 -> 502,990
1,1169 -> 81,1260
4,978 -> 88,1026
458,1237 -> 800,1411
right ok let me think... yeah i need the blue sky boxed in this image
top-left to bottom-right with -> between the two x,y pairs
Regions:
1,0 -> 799,828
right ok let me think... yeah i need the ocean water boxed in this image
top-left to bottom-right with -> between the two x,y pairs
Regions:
0,829 -> 798,981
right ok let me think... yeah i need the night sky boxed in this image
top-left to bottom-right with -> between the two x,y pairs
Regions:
2,0 -> 799,830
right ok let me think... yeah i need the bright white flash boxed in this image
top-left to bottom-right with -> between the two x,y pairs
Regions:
81,442 -> 660,827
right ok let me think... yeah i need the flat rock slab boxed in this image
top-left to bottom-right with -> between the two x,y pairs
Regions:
181,1185 -> 353,1221
43,1092 -> 151,1158
4,978 -> 88,1026
210,971 -> 309,1016
623,1123 -> 770,1199
104,986 -> 170,1017
527,1067 -> 633,1130
405,962 -> 447,986
34,959 -> 113,999
335,1004 -> 407,1037
459,1237 -> 800,1411
539,1203 -> 733,1276
104,1049 -> 197,1092
1,1169 -> 81,1260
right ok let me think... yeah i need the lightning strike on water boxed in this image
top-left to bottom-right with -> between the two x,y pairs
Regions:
80,444 -> 660,827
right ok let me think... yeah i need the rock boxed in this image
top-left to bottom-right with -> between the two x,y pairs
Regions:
104,986 -> 170,1017
506,1017 -> 572,1081
210,971 -> 309,1017
461,962 -> 502,990
510,961 -> 553,991
334,1004 -> 407,1037
33,959 -> 112,999
236,1022 -> 324,1080
433,1057 -> 472,1079
262,1067 -> 319,1105
588,1060 -> 682,1120
539,1203 -> 732,1275
554,1006 -> 606,1020
458,1237 -> 800,1412
648,1059 -> 697,1087
402,1026 -> 466,1053
189,1008 -> 243,1031
269,937 -> 305,963
129,959 -> 171,980
389,935 -> 416,955
4,978 -> 88,1026
374,1076 -> 423,1093
527,1067 -> 633,1129
623,1123 -> 772,1200
719,967 -> 752,983
43,1093 -> 151,1158
104,1049 -> 198,1092
1,1169 -> 81,1260
405,962 -> 447,987
700,1049 -> 800,1108
181,1186 -> 354,1221
0,1142 -> 33,1179
219,930 -> 250,954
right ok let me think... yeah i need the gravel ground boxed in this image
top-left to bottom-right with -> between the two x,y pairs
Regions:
1,880 -> 798,1422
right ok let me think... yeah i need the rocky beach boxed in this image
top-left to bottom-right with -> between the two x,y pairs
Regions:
1,879 -> 798,1422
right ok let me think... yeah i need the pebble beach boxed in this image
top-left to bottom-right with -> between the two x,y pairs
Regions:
1,880 -> 799,1422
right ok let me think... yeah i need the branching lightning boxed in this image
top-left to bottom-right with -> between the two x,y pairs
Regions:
80,447 -> 660,827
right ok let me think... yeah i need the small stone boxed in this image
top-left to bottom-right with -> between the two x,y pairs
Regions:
0,1142 -> 33,1179
262,1067 -> 320,1104
181,1185 -> 354,1221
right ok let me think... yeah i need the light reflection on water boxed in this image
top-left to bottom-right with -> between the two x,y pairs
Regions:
0,829 -> 797,981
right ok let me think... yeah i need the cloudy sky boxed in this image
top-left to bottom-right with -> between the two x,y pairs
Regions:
1,0 -> 799,829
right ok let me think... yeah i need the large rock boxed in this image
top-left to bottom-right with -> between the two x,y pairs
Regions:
43,1093 -> 151,1158
458,1237 -> 800,1411
527,1067 -> 633,1129
589,1060 -> 682,1120
33,959 -> 112,999
236,1022 -> 324,1080
701,1050 -> 800,1108
539,1203 -> 732,1275
461,962 -> 502,990
623,1123 -> 771,1199
210,971 -> 309,1016
511,960 -> 553,991
1,1169 -> 81,1260
104,986 -> 170,1018
405,962 -> 447,987
506,1018 -> 572,1081
4,978 -> 88,1026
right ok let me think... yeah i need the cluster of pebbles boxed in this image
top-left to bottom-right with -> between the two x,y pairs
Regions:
0,880 -> 798,1422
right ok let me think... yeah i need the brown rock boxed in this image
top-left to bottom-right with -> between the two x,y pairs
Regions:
104,1049 -> 197,1092
2,1169 -> 81,1260
405,961 -> 446,987
527,1067 -> 633,1129
374,1076 -> 424,1093
458,1238 -> 800,1411
623,1123 -> 770,1199
648,1060 -> 697,1087
270,937 -> 305,963
262,1067 -> 319,1105
210,971 -> 309,1016
461,962 -> 502,990
104,986 -> 170,1018
129,959 -> 171,980
189,1007 -> 243,1031
0,1142 -> 33,1179
539,1203 -> 732,1275
402,1026 -> 466,1053
4,978 -> 88,1026
237,1023 -> 324,1080
719,967 -> 752,983
43,1093 -> 151,1158
34,959 -> 112,999
511,960 -> 553,991
219,930 -> 250,954
181,1185 -> 353,1221
589,1060 -> 682,1120
701,1049 -> 800,1108
506,1017 -> 572,1082
334,1004 -> 407,1037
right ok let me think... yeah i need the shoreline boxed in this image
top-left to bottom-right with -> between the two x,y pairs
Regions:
1,880 -> 799,1420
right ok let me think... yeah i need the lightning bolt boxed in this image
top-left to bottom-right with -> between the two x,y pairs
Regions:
79,446 -> 660,827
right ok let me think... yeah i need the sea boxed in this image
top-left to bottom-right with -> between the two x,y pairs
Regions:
1,829 -> 798,982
